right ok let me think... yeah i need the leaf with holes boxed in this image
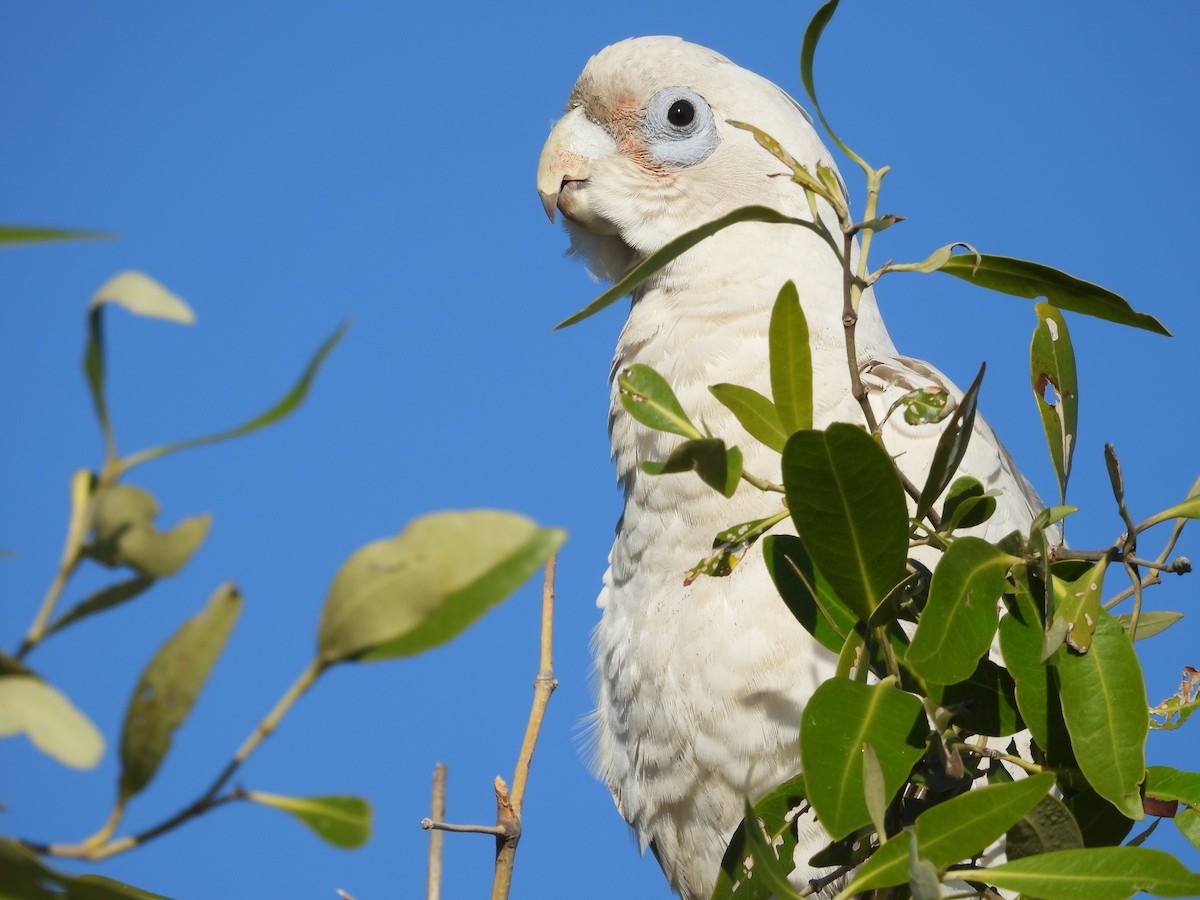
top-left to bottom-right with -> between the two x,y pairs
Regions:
712,774 -> 808,900
915,364 -> 985,520
616,364 -> 701,439
1031,302 -> 1078,503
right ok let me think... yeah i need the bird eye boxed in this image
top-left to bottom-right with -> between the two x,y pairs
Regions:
667,99 -> 695,127
645,87 -> 719,167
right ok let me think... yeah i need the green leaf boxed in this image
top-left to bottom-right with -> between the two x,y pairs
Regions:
940,476 -> 998,531
1062,787 -> 1134,847
119,584 -> 242,798
318,511 -> 565,663
734,793 -> 806,900
0,837 -> 172,899
712,774 -> 807,900
905,537 -> 1013,684
84,272 -> 195,449
939,254 -> 1171,336
915,364 -> 984,520
1176,807 -> 1200,851
838,774 -> 1055,896
0,224 -> 112,245
800,678 -> 926,840
862,743 -> 888,838
763,535 -> 857,652
244,792 -> 371,849
999,566 -> 1055,750
769,281 -> 813,435
1138,494 -> 1200,532
1007,793 -> 1085,861
782,424 -> 909,620
1050,555 -> 1108,653
799,0 -> 865,169
709,383 -> 787,453
1055,608 -> 1148,819
983,847 -> 1200,898
87,484 -> 211,578
0,675 -> 104,769
120,321 -> 349,469
44,575 -> 156,638
1115,610 -> 1183,641
907,830 -> 941,900
554,206 -> 828,329
897,386 -> 954,426
616,364 -> 701,439
925,657 -> 1023,737
686,512 -> 789,584
1031,302 -> 1079,503
642,438 -> 742,498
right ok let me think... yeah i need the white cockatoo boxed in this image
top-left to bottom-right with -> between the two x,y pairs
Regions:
537,37 -> 1045,899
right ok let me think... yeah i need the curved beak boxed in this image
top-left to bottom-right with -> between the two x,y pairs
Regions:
536,106 -> 617,227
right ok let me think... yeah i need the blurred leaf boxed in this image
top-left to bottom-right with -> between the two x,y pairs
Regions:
915,364 -> 984,520
1176,807 -> 1200,852
0,224 -> 112,245
764,535 -> 857,652
709,383 -> 787,453
940,476 -> 997,531
44,576 -> 156,638
1115,610 -> 1183,641
712,774 -> 807,900
119,584 -> 242,799
800,678 -> 926,840
318,511 -> 565,663
839,774 -> 1055,895
925,657 -> 1023,737
244,792 -> 371,849
906,831 -> 941,900
1055,608 -> 1147,820
1030,302 -> 1078,503
783,424 -> 909,621
939,253 -> 1171,336
905,537 -> 1013,684
554,206 -> 828,330
0,675 -> 104,769
1062,787 -> 1134,847
799,0 -> 864,169
0,837 -> 171,899
1032,504 -> 1078,533
769,281 -> 813,435
862,743 -> 887,838
686,512 -> 788,584
984,846 -> 1200,898
999,567 -> 1055,749
121,321 -> 348,469
642,438 -> 742,498
1138,494 -> 1200,532
1051,556 -> 1107,653
1007,793 -> 1085,861
617,364 -> 701,439
87,484 -> 211,578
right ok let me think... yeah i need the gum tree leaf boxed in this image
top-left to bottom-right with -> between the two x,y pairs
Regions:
1137,494 -> 1200,532
939,254 -> 1171,336
87,484 -> 211,578
782,424 -> 909,621
940,476 -> 998,531
709,383 -> 787,453
0,224 -> 112,245
554,205 -> 830,330
1007,793 -> 1085,861
712,774 -> 807,900
642,438 -> 742,498
244,792 -> 371,849
119,584 -> 242,799
318,511 -> 565,664
769,281 -> 813,435
763,535 -> 857,652
1115,611 -> 1183,641
799,0 -> 864,168
616,364 -> 701,439
733,794 -> 806,900
0,675 -> 104,769
905,537 -> 1013,684
800,678 -> 926,840
916,364 -> 985,520
999,566 -> 1055,750
1054,608 -> 1148,820
120,321 -> 348,469
44,575 -> 156,638
0,837 -> 171,899
1030,302 -> 1078,503
686,512 -> 788,584
838,774 -> 1055,896
925,657 -> 1023,737
1051,556 -> 1108,653
1063,787 -> 1134,848
983,847 -> 1200,898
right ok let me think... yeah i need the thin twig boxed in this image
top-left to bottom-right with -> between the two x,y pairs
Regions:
426,763 -> 447,900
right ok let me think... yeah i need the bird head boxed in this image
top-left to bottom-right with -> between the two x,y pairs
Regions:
536,36 -> 843,283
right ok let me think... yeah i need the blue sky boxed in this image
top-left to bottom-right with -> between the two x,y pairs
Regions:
2,2 -> 1198,898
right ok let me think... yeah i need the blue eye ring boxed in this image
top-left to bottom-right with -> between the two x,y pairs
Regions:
645,87 -> 719,167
